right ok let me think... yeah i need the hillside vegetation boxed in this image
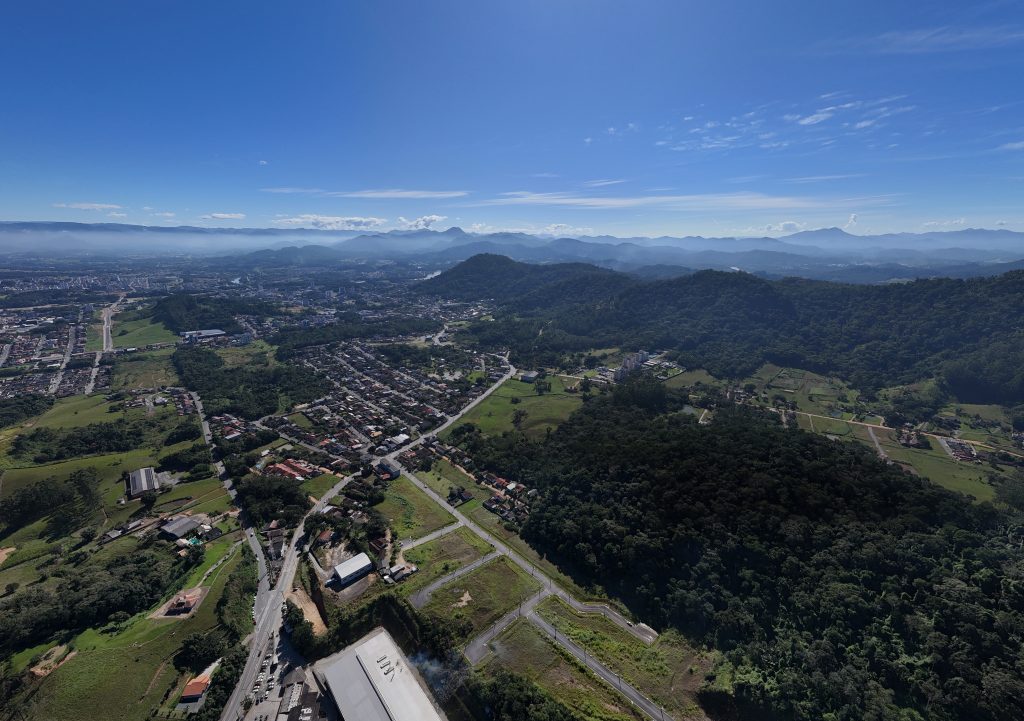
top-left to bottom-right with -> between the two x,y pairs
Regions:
423,255 -> 1024,404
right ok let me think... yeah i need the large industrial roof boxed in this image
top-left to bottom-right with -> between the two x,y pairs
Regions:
332,552 -> 372,579
315,627 -> 446,721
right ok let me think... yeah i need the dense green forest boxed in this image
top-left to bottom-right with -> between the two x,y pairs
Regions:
0,394 -> 53,428
448,381 -> 1024,721
172,346 -> 329,419
423,255 -> 1024,403
271,314 -> 439,359
152,293 -> 275,334
11,420 -> 144,463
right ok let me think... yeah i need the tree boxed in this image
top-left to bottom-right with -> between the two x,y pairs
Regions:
140,490 -> 159,511
4,583 -> 18,597
177,632 -> 226,672
512,409 -> 528,429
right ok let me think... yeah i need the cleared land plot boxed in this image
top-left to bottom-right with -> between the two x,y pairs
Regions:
374,475 -> 455,540
301,473 -> 340,500
463,499 -> 598,602
537,596 -> 712,719
18,548 -> 246,721
483,619 -> 645,721
399,526 -> 493,597
419,458 -> 487,502
874,429 -> 997,501
422,555 -> 541,641
216,340 -> 277,369
664,369 -> 719,388
110,349 -> 180,390
445,376 -> 581,438
112,316 -> 177,348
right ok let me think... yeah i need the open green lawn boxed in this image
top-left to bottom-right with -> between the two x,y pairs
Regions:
29,394 -> 118,430
301,472 -> 340,500
445,376 -> 582,438
399,526 -> 493,597
422,555 -> 541,641
537,597 -> 712,719
287,411 -> 313,429
482,619 -> 644,721
111,348 -> 180,390
21,549 -> 245,721
112,316 -> 177,348
374,475 -> 455,540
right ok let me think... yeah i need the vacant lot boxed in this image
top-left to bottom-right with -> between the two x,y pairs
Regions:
483,619 -> 645,721
422,555 -> 541,640
112,316 -> 177,348
445,376 -> 581,438
301,473 -> 340,500
374,475 -> 455,540
20,549 -> 246,721
400,526 -> 493,596
110,349 -> 180,390
419,458 -> 487,502
537,596 -> 712,719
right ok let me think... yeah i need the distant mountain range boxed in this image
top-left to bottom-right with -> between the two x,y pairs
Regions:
1,220 -> 1022,283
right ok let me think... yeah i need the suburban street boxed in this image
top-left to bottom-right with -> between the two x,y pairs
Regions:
218,357 -> 515,721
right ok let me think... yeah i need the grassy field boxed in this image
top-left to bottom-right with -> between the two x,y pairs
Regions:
112,315 -> 177,348
444,376 -> 582,438
287,411 -> 313,429
84,309 -> 104,352
399,526 -> 493,597
743,364 -> 861,418
664,368 -> 719,388
216,340 -> 276,368
462,499 -> 600,601
110,348 -> 180,390
28,394 -> 118,430
873,429 -> 997,501
301,473 -> 340,500
374,475 -> 455,540
20,548 -> 246,721
422,555 -> 541,640
482,619 -> 645,721
419,458 -> 487,501
536,596 -> 712,719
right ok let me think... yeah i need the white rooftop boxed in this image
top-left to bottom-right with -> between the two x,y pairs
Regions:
316,627 -> 446,721
332,552 -> 373,580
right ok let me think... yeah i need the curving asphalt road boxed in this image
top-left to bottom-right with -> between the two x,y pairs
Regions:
410,550 -> 501,609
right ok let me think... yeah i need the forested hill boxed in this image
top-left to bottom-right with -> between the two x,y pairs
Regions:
449,383 -> 1024,721
423,255 -> 1024,403
417,253 -> 635,307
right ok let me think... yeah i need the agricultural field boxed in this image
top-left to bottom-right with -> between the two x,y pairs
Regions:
663,368 -> 720,389
421,555 -> 541,640
374,475 -> 455,540
742,364 -> 863,418
872,429 -> 999,501
536,596 -> 713,720
482,619 -> 645,721
444,375 -> 582,438
110,348 -> 180,390
398,526 -> 493,596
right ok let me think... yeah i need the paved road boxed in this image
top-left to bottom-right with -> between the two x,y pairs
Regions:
410,550 -> 501,609
464,588 -> 548,663
0,343 -> 10,368
101,296 -> 122,353
47,324 -> 77,394
866,426 -> 888,460
529,611 -> 672,721
400,520 -> 463,551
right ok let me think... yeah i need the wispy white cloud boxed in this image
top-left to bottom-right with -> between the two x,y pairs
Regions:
844,213 -> 858,229
53,202 -> 122,211
273,214 -> 385,230
107,212 -> 127,218
202,212 -> 246,220
258,159 -> 268,166
398,214 -> 447,230
532,172 -> 560,178
260,187 -> 325,194
922,217 -> 966,228
1000,140 -> 1024,150
152,211 -> 175,218
797,112 -> 833,126
785,174 -> 864,183
847,26 -> 1024,54
326,189 -> 468,199
477,190 -> 829,211
582,179 -> 627,188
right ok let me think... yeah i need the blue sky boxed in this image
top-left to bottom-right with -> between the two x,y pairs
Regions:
1,0 -> 1023,238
